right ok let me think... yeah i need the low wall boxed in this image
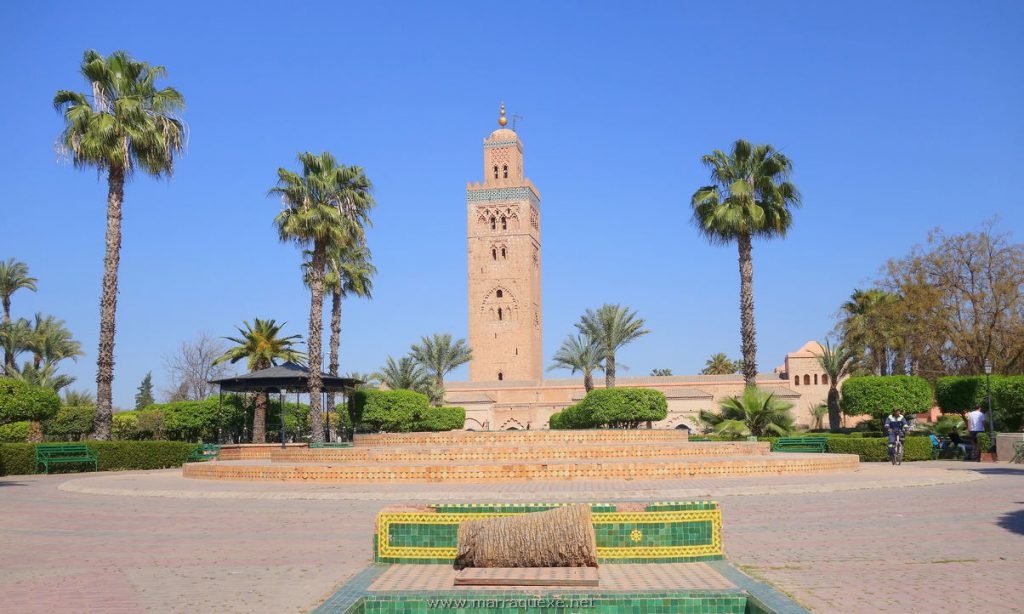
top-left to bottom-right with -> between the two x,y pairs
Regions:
217,443 -> 309,461
354,428 -> 689,447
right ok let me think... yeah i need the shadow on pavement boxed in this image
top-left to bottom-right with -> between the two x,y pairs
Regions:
997,504 -> 1024,536
960,466 -> 1024,476
0,480 -> 27,487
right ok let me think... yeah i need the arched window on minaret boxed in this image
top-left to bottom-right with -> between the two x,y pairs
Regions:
793,375 -> 800,386
501,216 -> 507,230
496,289 -> 503,298
493,165 -> 499,179
503,164 -> 508,178
498,307 -> 503,321
498,371 -> 504,381
490,216 -> 496,230
501,247 -> 506,259
492,248 -> 497,260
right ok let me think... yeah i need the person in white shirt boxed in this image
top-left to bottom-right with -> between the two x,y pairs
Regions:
966,406 -> 987,461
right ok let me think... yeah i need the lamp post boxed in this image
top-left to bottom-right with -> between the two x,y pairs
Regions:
984,360 -> 994,459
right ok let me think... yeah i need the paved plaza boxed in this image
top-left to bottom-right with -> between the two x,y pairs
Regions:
0,461 -> 1021,613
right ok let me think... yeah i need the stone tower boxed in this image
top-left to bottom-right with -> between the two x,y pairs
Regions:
466,104 -> 543,382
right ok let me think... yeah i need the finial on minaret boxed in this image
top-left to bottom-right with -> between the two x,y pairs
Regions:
498,102 -> 508,127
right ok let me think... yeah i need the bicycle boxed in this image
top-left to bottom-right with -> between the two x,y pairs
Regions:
889,431 -> 905,466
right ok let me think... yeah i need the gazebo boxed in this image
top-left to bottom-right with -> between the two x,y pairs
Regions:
210,362 -> 360,447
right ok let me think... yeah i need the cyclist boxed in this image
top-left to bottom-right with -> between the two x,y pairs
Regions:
884,408 -> 909,460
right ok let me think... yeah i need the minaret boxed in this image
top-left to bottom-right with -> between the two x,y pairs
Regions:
466,103 -> 542,382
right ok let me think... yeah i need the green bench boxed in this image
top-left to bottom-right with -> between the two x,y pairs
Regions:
35,444 -> 98,474
187,443 -> 221,462
308,442 -> 353,449
772,436 -> 828,453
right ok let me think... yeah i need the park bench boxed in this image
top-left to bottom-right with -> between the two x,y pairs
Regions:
35,444 -> 98,474
308,442 -> 353,449
187,443 -> 221,462
772,437 -> 828,453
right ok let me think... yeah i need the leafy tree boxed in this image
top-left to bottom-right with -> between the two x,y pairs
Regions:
0,378 -> 60,425
575,304 -> 649,388
213,319 -> 304,443
580,388 -> 667,428
548,334 -> 604,392
701,353 -> 739,375
817,340 -> 855,432
135,372 -> 155,410
840,375 -> 933,419
272,152 -> 374,442
375,356 -> 433,397
0,259 -> 37,370
691,140 -> 801,386
699,387 -> 794,437
649,368 -> 673,377
410,333 -> 471,404
54,50 -> 185,440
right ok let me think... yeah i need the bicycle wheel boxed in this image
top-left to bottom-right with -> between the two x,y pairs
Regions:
890,444 -> 896,465
896,441 -> 904,465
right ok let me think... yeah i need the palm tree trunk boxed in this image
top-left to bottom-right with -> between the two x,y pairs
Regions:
737,232 -> 758,387
827,386 -> 841,433
583,370 -> 594,393
605,354 -> 616,388
324,289 -> 342,422
306,243 -> 327,443
253,392 -> 268,443
435,375 -> 445,406
93,166 -> 125,441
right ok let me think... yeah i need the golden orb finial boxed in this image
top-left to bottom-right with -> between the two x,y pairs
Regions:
498,102 -> 508,127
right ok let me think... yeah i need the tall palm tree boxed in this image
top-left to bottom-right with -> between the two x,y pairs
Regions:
701,352 -> 739,375
375,356 -> 433,395
64,389 -> 96,406
25,313 -> 83,370
691,140 -> 801,387
816,340 -> 855,432
547,334 -> 603,393
214,319 -> 304,443
698,387 -> 794,438
54,50 -> 185,440
409,333 -> 471,404
0,318 -> 31,375
272,152 -> 373,443
576,304 -> 649,388
0,258 -> 37,322
838,288 -> 898,375
320,243 -> 375,420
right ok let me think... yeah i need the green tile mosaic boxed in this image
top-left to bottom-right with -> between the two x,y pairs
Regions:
431,503 -> 618,514
646,501 -> 719,512
353,591 -> 748,613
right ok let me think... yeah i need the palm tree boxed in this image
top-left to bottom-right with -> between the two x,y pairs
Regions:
214,319 -> 304,443
816,340 -> 855,432
64,389 -> 96,406
838,288 -> 898,375
24,313 -> 82,370
575,304 -> 649,388
320,243 -> 376,420
409,333 -> 472,404
0,258 -> 37,322
0,318 -> 31,375
547,334 -> 604,393
54,50 -> 185,440
271,152 -> 373,443
701,353 -> 739,375
698,387 -> 794,438
375,356 -> 433,395
691,140 -> 801,387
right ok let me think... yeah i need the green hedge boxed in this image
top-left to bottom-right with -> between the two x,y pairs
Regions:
0,379 -> 60,424
840,376 -> 933,418
0,421 -> 30,443
823,436 -> 932,462
583,388 -> 668,428
0,441 -> 199,476
549,402 -> 595,429
416,406 -> 466,431
43,405 -> 96,440
351,390 -> 466,432
935,376 -> 990,414
991,377 -> 1024,432
936,375 -> 1024,431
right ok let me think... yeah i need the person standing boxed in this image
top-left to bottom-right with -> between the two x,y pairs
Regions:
966,406 -> 987,461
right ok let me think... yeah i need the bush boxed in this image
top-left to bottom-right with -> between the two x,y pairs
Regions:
0,441 -> 199,476
0,421 -> 30,443
581,388 -> 668,428
159,399 -> 240,442
824,436 -> 932,462
352,389 -> 430,432
992,376 -> 1024,432
43,405 -> 96,441
560,402 -> 598,429
415,406 -> 465,431
548,411 -> 564,430
935,376 -> 989,414
840,376 -> 933,418
0,379 -> 60,424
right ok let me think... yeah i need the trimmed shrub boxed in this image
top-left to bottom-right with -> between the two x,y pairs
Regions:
0,441 -> 198,476
416,406 -> 465,431
992,376 -> 1024,432
43,405 -> 96,441
112,411 -> 142,440
824,436 -> 932,462
935,376 -> 989,414
581,388 -> 668,428
0,421 -> 30,443
548,411 -> 564,430
840,376 -> 933,418
560,402 -> 597,429
352,389 -> 430,432
159,399 -> 241,442
0,379 -> 60,424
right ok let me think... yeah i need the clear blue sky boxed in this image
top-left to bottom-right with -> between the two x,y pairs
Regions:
2,1 -> 1022,408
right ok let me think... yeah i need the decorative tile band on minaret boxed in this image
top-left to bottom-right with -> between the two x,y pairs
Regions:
466,104 -> 543,383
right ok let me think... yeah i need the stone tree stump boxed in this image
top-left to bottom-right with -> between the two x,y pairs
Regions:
453,504 -> 598,570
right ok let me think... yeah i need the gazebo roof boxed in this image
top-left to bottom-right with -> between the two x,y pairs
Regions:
209,361 -> 360,393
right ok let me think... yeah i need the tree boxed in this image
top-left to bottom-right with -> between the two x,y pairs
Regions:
64,389 -> 95,406
213,319 -> 304,443
699,387 -> 794,438
837,288 -> 899,376
0,318 -> 31,376
575,304 -> 649,388
345,371 -> 378,390
701,353 -> 739,375
24,313 -> 82,370
816,340 -> 855,432
0,259 -> 37,345
135,371 -> 155,410
548,334 -> 604,393
163,333 -> 231,402
54,50 -> 185,440
410,333 -> 471,404
649,368 -> 673,377
375,356 -> 433,395
691,140 -> 801,386
271,152 -> 374,443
